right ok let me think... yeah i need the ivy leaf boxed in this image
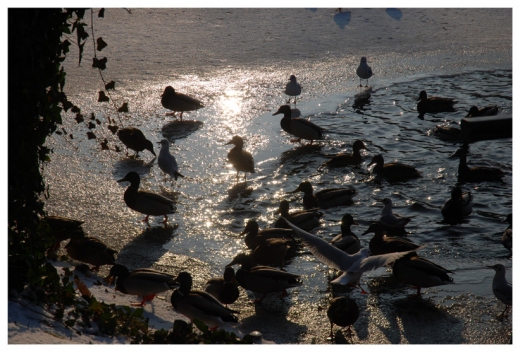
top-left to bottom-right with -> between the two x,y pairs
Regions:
98,8 -> 105,18
114,145 -> 121,152
90,113 -> 96,120
105,80 -> 115,90
71,105 -> 81,113
96,37 -> 107,51
100,139 -> 109,150
88,122 -> 96,129
118,103 -> 128,113
108,125 -> 119,134
62,100 -> 73,112
87,132 -> 96,140
69,134 -> 74,139
92,57 -> 107,70
75,114 -> 84,123
98,91 -> 109,102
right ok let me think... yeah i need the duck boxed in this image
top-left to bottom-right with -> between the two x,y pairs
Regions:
226,253 -> 302,303
362,223 -> 421,255
368,154 -> 422,182
204,267 -> 240,307
117,127 -> 156,158
487,264 -> 512,318
158,139 -> 185,181
65,231 -> 117,272
329,214 -> 361,255
322,140 -> 367,168
392,252 -> 454,296
466,105 -> 499,117
272,105 -> 324,144
356,57 -> 373,87
441,187 -> 473,223
161,86 -> 203,121
284,75 -> 302,105
250,236 -> 290,267
106,264 -> 179,306
327,296 -> 360,340
225,135 -> 255,181
117,171 -> 176,223
239,219 -> 296,251
379,197 -> 412,231
501,214 -> 512,253
450,148 -> 504,183
274,199 -> 323,231
289,181 -> 357,209
416,90 -> 457,118
43,215 -> 85,252
171,272 -> 239,330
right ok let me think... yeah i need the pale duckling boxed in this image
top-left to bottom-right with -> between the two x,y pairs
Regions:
392,252 -> 454,296
117,127 -> 156,158
322,140 -> 367,168
416,90 -> 457,118
290,181 -> 357,209
106,264 -> 179,306
273,105 -> 324,144
274,199 -> 323,231
327,296 -> 359,340
226,253 -> 302,303
487,264 -> 512,318
239,219 -> 296,251
501,214 -> 512,253
204,267 -> 240,307
379,197 -> 412,231
356,57 -> 373,87
466,105 -> 499,117
158,139 -> 185,180
65,231 -> 117,272
225,135 -> 255,181
117,171 -> 176,223
450,148 -> 504,183
161,86 -> 203,121
441,187 -> 473,223
329,214 -> 361,255
285,74 -> 302,105
362,223 -> 420,255
368,154 -> 421,182
171,272 -> 239,330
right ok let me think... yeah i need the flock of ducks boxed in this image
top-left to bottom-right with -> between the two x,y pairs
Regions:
47,61 -> 511,340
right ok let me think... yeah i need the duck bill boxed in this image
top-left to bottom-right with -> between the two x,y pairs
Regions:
103,274 -> 115,285
288,186 -> 301,194
273,107 -> 283,116
116,177 -> 128,183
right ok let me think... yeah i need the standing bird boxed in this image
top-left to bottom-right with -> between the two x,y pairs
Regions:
161,86 -> 203,121
441,187 -> 473,223
356,57 -> 373,87
487,264 -> 512,318
501,213 -> 512,253
466,105 -> 499,117
158,139 -> 185,181
379,198 -> 412,231
362,223 -> 420,255
450,148 -> 504,183
117,127 -> 156,158
273,105 -> 324,144
327,296 -> 359,340
284,74 -> 302,105
416,90 -> 457,118
225,135 -> 255,181
274,199 -> 322,231
289,181 -> 357,209
368,154 -> 421,182
65,231 -> 117,272
117,171 -> 176,224
329,214 -> 361,255
322,140 -> 367,168
204,267 -> 240,307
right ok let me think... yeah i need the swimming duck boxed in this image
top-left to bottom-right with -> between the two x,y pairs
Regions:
450,148 -> 504,183
416,90 -> 457,117
106,264 -> 179,306
356,57 -> 373,87
204,267 -> 240,307
158,139 -> 185,180
272,105 -> 324,144
284,75 -> 302,105
226,253 -> 302,303
117,127 -> 156,158
274,199 -> 323,231
501,214 -> 512,253
441,187 -> 473,223
327,296 -> 359,340
239,219 -> 296,251
289,181 -> 357,209
362,223 -> 421,255
117,171 -> 176,223
329,214 -> 361,255
225,135 -> 255,181
43,215 -> 85,252
322,140 -> 367,168
392,252 -> 454,296
466,105 -> 499,117
65,231 -> 117,272
487,264 -> 512,318
171,272 -> 239,329
379,198 -> 412,230
368,154 -> 421,182
161,86 -> 203,121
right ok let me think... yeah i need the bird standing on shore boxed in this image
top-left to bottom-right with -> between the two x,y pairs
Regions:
356,57 -> 373,87
487,264 -> 512,318
117,127 -> 156,158
284,75 -> 302,105
225,135 -> 255,181
158,139 -> 184,181
161,86 -> 203,121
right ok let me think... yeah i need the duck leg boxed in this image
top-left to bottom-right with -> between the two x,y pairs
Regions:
131,294 -> 156,306
279,289 -> 289,298
141,215 -> 150,223
179,112 -> 183,121
329,322 -> 335,340
253,293 -> 267,304
162,215 -> 169,224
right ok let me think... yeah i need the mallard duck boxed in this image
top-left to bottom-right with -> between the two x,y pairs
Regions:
379,198 -> 412,230
65,231 -> 117,272
274,199 -> 322,231
204,267 -> 240,307
327,296 -> 359,340
285,75 -> 302,105
43,215 -> 85,252
226,253 -> 302,303
171,272 -> 239,329
225,135 -> 255,181
322,140 -> 367,168
289,181 -> 357,209
329,214 -> 361,255
251,236 -> 290,267
416,90 -> 457,117
158,139 -> 185,180
392,252 -> 454,295
356,57 -> 373,87
487,264 -> 512,318
362,223 -> 420,255
368,154 -> 421,182
117,127 -> 156,158
240,219 -> 296,251
441,187 -> 473,223
501,214 -> 512,252
106,264 -> 178,306
273,105 -> 324,144
117,171 -> 176,223
450,148 -> 504,183
466,105 -> 499,117
433,124 -> 463,141
161,86 -> 203,121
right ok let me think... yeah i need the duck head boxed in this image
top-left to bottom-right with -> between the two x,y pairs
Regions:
361,223 -> 385,236
353,140 -> 367,152
273,105 -> 292,117
368,154 -> 384,168
504,213 -> 512,225
466,106 -> 479,117
289,75 -> 297,82
240,219 -> 259,236
381,198 -> 393,207
276,200 -> 290,215
104,264 -> 130,286
417,90 -> 428,101
117,171 -> 141,188
226,252 -> 252,268
451,187 -> 463,200
223,266 -> 236,283
450,148 -> 467,159
289,181 -> 314,195
225,135 -> 244,148
161,86 -> 175,98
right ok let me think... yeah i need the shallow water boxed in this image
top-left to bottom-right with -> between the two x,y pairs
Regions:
44,8 -> 512,343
